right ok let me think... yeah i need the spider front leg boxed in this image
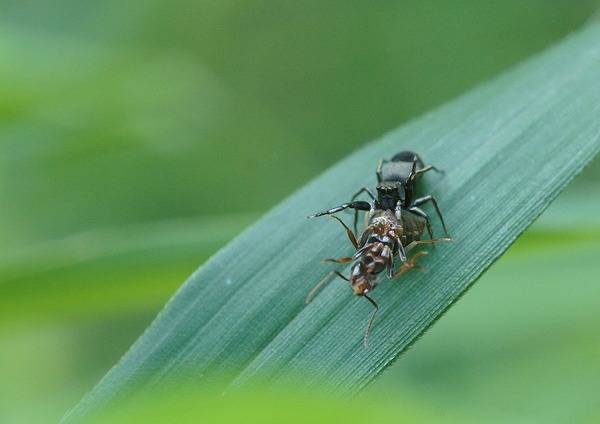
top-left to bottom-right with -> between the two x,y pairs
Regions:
308,200 -> 371,219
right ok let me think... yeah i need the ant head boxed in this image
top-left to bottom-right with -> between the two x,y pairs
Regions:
349,262 -> 379,296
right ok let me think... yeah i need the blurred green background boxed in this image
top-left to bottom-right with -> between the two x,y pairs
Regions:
1,1 -> 599,423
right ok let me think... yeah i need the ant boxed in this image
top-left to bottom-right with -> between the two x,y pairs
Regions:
307,151 -> 451,347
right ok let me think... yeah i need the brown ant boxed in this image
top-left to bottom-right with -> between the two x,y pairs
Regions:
307,151 -> 451,347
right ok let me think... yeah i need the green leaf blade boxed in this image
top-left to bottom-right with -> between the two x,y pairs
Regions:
63,23 -> 600,422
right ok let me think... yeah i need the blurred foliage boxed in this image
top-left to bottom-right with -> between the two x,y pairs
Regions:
84,383 -> 459,424
1,1 -> 599,423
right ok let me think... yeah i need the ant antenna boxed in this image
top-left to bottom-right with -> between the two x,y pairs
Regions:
306,271 -> 348,304
363,294 -> 379,348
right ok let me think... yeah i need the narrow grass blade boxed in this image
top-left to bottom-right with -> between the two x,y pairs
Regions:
63,23 -> 600,422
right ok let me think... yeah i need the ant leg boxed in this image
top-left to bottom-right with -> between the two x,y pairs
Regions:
391,232 -> 432,279
394,234 -> 430,267
363,294 -> 379,348
404,237 -> 453,251
327,215 -> 359,249
391,251 -> 429,279
385,246 -> 398,279
410,195 -> 450,237
395,238 -> 409,265
324,257 -> 353,264
390,235 -> 452,279
306,270 -> 349,304
390,237 -> 452,280
308,200 -> 370,219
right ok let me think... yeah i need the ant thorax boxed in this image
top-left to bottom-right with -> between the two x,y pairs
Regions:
361,210 -> 404,245
367,209 -> 401,225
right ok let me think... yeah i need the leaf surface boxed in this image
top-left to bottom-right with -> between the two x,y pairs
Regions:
63,23 -> 600,422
